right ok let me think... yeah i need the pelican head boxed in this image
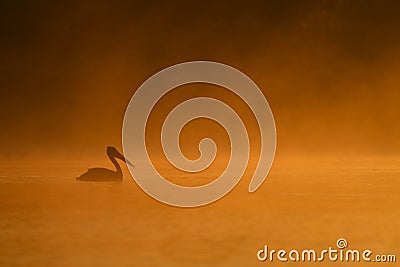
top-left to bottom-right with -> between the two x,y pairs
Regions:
107,146 -> 134,167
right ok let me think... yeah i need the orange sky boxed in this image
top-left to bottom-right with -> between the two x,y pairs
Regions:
1,1 -> 400,166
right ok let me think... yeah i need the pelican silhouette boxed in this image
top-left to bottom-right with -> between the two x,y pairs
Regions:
76,146 -> 134,182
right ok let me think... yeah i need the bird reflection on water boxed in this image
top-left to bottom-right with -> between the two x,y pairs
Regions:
76,146 -> 134,182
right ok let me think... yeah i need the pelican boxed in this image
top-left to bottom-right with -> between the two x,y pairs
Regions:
76,146 -> 134,182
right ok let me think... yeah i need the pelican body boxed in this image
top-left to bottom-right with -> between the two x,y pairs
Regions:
76,146 -> 133,182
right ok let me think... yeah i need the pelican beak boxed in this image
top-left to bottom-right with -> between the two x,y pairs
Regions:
124,158 -> 135,168
115,151 -> 135,168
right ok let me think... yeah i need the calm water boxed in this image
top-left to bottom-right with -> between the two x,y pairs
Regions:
1,158 -> 399,266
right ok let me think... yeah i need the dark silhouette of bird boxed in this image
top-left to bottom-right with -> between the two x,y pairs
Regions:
76,146 -> 134,182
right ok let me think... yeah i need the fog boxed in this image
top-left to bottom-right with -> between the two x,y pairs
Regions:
1,0 -> 400,168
